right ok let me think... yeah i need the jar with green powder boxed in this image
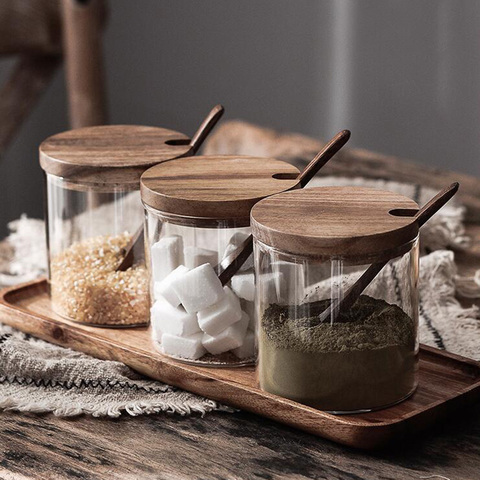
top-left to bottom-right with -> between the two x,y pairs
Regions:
250,186 -> 420,414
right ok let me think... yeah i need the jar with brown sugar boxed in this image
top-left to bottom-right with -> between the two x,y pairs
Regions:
40,124 -> 198,327
251,186 -> 420,413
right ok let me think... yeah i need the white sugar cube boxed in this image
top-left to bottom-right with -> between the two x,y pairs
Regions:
151,236 -> 184,282
184,246 -> 218,269
151,298 -> 200,337
202,311 -> 249,355
154,265 -> 190,305
162,332 -> 206,360
197,286 -> 242,336
231,271 -> 255,301
233,330 -> 256,359
272,261 -> 305,304
240,299 -> 256,330
222,232 -> 253,271
171,263 -> 224,314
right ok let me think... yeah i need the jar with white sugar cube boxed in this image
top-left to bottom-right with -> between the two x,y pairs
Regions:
140,155 -> 300,366
251,187 -> 421,413
40,124 -> 198,327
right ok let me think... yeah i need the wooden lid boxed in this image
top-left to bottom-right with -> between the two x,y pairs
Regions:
39,125 -> 192,185
140,155 -> 300,224
251,186 -> 420,261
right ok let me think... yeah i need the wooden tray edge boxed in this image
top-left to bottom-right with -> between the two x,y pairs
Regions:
1,278 -> 480,450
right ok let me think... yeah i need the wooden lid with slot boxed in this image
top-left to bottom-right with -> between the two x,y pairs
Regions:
39,125 -> 192,185
251,186 -> 420,262
140,155 -> 300,225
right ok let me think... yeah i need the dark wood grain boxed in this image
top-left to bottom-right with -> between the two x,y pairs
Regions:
140,155 -> 300,222
1,404 -> 480,480
1,279 -> 479,451
39,125 -> 193,184
251,186 -> 420,260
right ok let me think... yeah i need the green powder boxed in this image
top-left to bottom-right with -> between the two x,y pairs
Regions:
259,295 -> 418,413
262,296 -> 415,353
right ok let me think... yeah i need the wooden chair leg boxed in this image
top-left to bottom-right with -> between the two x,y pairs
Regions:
61,0 -> 107,128
0,55 -> 60,157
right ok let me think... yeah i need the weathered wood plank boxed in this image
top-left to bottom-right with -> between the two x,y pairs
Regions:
1,404 -> 480,480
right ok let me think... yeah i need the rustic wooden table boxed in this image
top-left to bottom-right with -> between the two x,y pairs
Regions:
1,145 -> 479,479
1,229 -> 479,480
1,403 -> 480,479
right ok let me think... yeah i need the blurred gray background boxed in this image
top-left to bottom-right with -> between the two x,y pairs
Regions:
1,0 -> 479,236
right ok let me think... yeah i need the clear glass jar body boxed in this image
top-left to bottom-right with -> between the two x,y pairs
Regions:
254,238 -> 419,414
145,206 -> 256,367
46,174 -> 149,327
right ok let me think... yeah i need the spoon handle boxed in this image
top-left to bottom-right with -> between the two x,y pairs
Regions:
416,182 -> 459,227
116,105 -> 225,270
296,130 -> 350,188
214,130 -> 351,283
318,182 -> 460,323
218,236 -> 254,286
190,104 -> 225,153
116,225 -> 144,272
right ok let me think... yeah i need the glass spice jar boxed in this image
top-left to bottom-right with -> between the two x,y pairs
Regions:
40,124 -> 196,327
140,155 -> 300,366
251,186 -> 420,413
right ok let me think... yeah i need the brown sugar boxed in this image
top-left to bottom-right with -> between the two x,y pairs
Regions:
50,233 -> 149,326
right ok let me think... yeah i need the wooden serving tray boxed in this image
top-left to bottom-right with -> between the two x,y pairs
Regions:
1,278 -> 480,450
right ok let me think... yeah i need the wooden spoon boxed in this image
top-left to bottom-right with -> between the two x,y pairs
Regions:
116,226 -> 144,272
316,182 -> 460,323
190,104 -> 225,154
216,129 -> 351,285
116,104 -> 225,272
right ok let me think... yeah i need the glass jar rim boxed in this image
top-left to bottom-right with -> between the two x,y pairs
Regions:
143,204 -> 251,228
45,173 -> 140,193
253,236 -> 419,266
